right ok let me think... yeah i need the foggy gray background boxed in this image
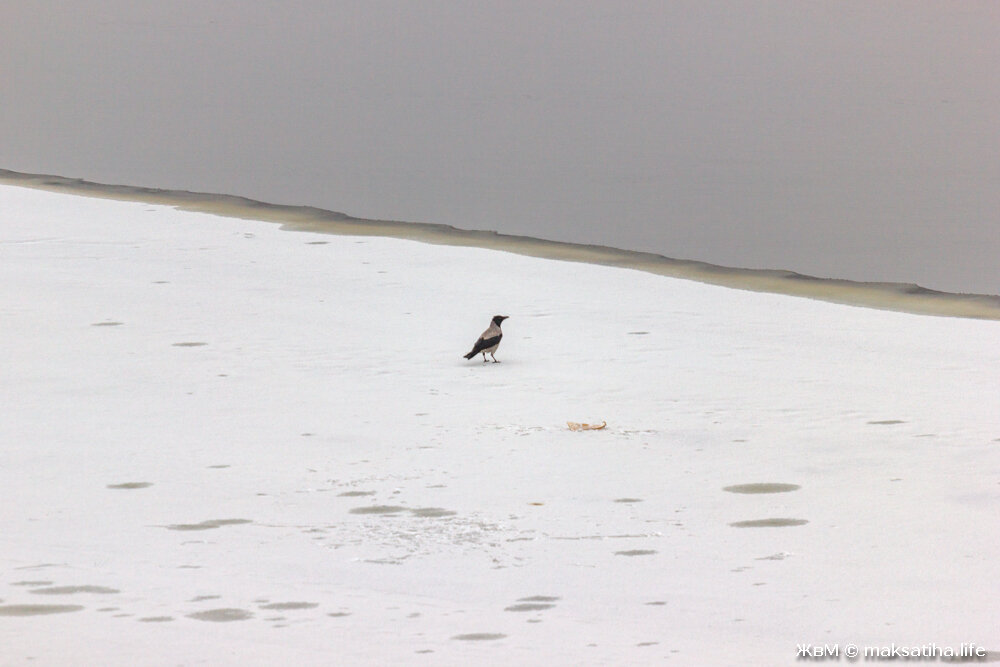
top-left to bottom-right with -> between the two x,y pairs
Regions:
2,1 -> 997,294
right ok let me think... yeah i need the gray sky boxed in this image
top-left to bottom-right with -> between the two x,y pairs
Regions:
2,1 -> 998,293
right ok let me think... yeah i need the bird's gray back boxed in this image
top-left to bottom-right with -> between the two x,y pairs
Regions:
480,322 -> 502,339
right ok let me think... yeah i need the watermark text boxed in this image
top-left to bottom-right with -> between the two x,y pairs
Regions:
796,642 -> 987,661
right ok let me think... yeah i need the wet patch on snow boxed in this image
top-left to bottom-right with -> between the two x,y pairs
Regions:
107,482 -> 153,490
187,608 -> 254,622
258,602 -> 318,611
0,604 -> 84,616
723,483 -> 800,494
729,518 -> 808,528
349,505 -> 407,515
31,585 -> 119,595
165,519 -> 252,531
409,507 -> 457,518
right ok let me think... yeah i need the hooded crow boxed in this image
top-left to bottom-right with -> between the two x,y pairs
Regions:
464,315 -> 508,363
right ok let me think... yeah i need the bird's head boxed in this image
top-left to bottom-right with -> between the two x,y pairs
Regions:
492,315 -> 509,326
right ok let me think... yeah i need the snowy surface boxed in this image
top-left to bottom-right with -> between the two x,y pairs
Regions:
1,185 -> 998,665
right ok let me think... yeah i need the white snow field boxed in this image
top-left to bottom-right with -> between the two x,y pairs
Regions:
1,184 -> 998,665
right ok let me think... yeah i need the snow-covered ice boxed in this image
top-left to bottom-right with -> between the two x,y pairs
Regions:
1,184 -> 998,665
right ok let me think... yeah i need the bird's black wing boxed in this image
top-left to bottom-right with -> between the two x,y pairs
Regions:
464,334 -> 502,359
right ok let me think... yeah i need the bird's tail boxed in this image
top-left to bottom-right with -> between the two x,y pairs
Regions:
463,351 -> 476,360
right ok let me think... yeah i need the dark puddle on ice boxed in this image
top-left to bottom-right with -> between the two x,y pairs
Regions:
615,550 -> 658,557
31,585 -> 119,595
506,596 -> 559,612
505,603 -> 554,612
410,507 -> 457,518
259,602 -> 318,610
730,518 -> 809,528
627,331 -> 650,335
107,482 -> 153,490
172,342 -> 208,347
91,321 -> 123,327
868,419 -> 906,425
189,595 -> 221,602
349,505 -> 457,518
207,464 -> 230,469
166,519 -> 252,531
138,616 -> 174,622
10,581 -> 52,587
452,633 -> 507,641
723,483 -> 800,494
349,505 -> 407,515
614,498 -> 643,503
338,490 -> 376,497
306,241 -> 329,245
0,604 -> 84,616
187,608 -> 254,622
328,612 -> 351,617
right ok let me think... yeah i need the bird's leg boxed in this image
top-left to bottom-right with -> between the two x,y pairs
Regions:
491,353 -> 499,363
482,353 -> 488,363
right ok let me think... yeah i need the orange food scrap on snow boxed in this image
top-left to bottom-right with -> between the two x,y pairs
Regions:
566,421 -> 607,431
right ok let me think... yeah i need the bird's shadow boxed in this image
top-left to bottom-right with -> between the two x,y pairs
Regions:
456,359 -> 521,368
